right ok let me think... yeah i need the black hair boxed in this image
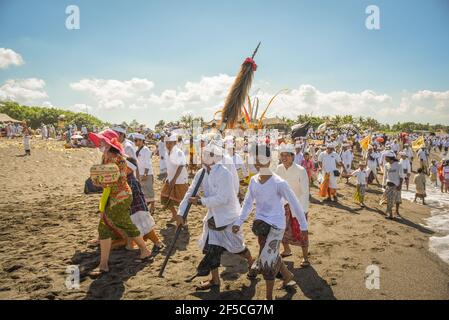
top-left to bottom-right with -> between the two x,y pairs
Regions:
417,168 -> 423,173
109,146 -> 121,154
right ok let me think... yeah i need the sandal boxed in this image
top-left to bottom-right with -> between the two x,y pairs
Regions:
134,255 -> 153,263
300,260 -> 311,268
150,244 -> 165,257
195,281 -> 220,291
279,280 -> 297,290
280,252 -> 292,258
88,268 -> 109,278
279,272 -> 295,289
87,239 -> 99,248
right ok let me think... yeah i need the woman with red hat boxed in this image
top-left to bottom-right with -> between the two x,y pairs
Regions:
88,130 -> 152,277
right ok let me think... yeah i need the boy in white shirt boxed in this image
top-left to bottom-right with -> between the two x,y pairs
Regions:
352,162 -> 369,207
233,144 -> 308,300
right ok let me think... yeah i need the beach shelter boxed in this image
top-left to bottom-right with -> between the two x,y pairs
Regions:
0,113 -> 21,123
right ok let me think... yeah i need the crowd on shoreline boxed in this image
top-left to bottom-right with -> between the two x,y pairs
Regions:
74,123 -> 449,300
3,118 -> 449,299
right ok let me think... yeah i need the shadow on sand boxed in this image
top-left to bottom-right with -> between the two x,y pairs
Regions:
285,262 -> 337,300
71,247 -> 156,300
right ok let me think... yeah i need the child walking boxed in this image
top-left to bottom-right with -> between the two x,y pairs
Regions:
352,161 -> 369,207
413,168 -> 427,205
23,124 -> 32,156
301,152 -> 315,188
429,160 -> 438,187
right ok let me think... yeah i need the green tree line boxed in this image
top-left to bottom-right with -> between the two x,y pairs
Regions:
2,101 -> 447,134
0,101 -> 107,130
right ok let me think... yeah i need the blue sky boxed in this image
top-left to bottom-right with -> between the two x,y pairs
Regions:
1,0 -> 449,126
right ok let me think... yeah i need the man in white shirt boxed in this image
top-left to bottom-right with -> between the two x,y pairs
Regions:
113,127 -> 135,155
417,147 -> 429,174
113,125 -> 139,176
365,146 -> 380,185
226,144 -> 249,182
275,144 -> 310,267
382,151 -> 404,219
399,152 -> 411,191
391,140 -> 400,154
340,144 -> 354,183
318,143 -> 342,202
294,142 -> 304,166
41,124 -> 48,140
212,139 -> 239,196
156,136 -> 167,178
176,143 -> 255,291
403,144 -> 414,172
134,134 -> 155,213
161,134 -> 189,223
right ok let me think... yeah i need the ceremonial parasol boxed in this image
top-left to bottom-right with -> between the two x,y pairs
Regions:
291,121 -> 311,139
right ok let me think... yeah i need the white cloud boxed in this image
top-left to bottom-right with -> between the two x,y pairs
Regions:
70,78 -> 155,109
68,74 -> 449,125
0,48 -> 24,69
147,74 -> 235,112
253,85 -> 394,122
0,78 -> 48,104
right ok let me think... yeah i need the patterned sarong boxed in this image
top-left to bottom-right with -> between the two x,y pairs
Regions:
98,197 -> 140,240
353,184 -> 366,203
384,184 -> 401,215
255,226 -> 284,280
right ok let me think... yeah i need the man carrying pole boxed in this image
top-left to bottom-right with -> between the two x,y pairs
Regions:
176,142 -> 256,290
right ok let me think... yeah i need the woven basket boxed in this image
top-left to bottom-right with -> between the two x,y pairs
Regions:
90,164 -> 120,184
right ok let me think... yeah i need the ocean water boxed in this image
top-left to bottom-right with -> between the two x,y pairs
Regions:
401,179 -> 449,265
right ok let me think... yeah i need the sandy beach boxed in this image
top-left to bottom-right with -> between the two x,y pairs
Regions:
0,138 -> 448,300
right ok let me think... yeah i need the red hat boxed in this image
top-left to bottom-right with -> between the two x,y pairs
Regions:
88,129 -> 125,155
88,129 -> 119,147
